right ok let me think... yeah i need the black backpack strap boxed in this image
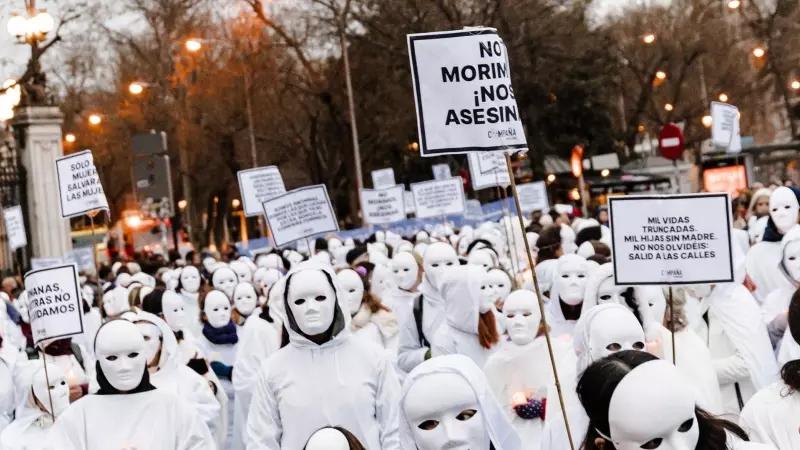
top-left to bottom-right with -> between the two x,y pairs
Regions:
413,294 -> 429,348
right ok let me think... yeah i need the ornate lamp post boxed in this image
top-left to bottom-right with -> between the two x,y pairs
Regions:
6,3 -> 56,106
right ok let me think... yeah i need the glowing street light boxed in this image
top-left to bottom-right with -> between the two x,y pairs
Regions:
65,133 -> 76,143
128,82 -> 145,95
232,199 -> 241,209
7,10 -> 54,42
727,0 -> 740,9
664,103 -> 674,112
655,71 -> 667,80
642,34 -> 656,44
791,81 -> 800,90
546,174 -> 556,183
753,47 -> 765,58
718,93 -> 729,102
601,169 -> 610,177
702,115 -> 713,128
88,114 -> 102,126
177,200 -> 188,211
125,215 -> 142,229
185,39 -> 202,52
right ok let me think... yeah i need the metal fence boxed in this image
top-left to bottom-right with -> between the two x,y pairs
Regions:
0,137 -> 29,276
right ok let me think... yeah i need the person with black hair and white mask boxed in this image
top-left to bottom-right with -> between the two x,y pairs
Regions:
245,261 -> 400,450
45,319 -> 214,449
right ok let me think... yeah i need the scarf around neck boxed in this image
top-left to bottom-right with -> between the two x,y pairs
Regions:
202,320 -> 239,345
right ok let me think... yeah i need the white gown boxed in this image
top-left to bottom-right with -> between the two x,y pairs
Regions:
396,277 -> 445,376
0,343 -> 18,434
197,331 -> 238,449
659,325 -> 724,415
740,380 -> 800,450
44,389 -> 215,449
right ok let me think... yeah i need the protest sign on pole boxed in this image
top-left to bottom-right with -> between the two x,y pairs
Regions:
609,193 -> 733,285
408,28 -> 528,156
55,150 -> 109,218
465,199 -> 483,219
410,178 -> 466,218
31,257 -> 65,271
262,185 -> 339,247
3,205 -> 27,251
360,186 -> 406,225
237,166 -> 287,217
370,168 -> 396,190
711,102 -> 741,153
516,181 -> 549,213
468,152 -> 510,190
24,263 -> 84,346
404,191 -> 416,214
63,247 -> 95,272
432,164 -> 452,180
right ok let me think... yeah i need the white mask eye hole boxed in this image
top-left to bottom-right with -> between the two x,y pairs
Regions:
561,274 -> 569,278
605,342 -> 622,351
431,263 -> 439,268
455,409 -> 477,421
641,438 -> 663,449
785,205 -> 791,209
143,335 -> 151,342
577,274 -> 585,278
127,352 -> 139,359
678,418 -> 694,432
314,295 -> 326,302
418,420 -> 439,431
522,312 -> 531,317
404,268 -> 410,272
506,313 -> 515,318
106,355 -> 118,361
790,257 -> 797,261
772,207 -> 778,212
294,299 -> 306,305
632,341 -> 645,350
600,294 -> 612,301
480,286 -> 486,291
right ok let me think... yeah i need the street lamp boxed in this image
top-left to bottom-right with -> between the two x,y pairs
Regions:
727,0 -> 740,8
753,47 -> 765,58
88,114 -> 102,126
128,82 -> 145,95
546,174 -> 556,183
185,39 -> 202,52
664,103 -> 674,112
655,71 -> 667,80
65,133 -> 76,143
601,169 -> 610,177
718,93 -> 729,102
0,79 -> 21,121
6,10 -> 53,42
791,81 -> 800,90
702,115 -> 713,128
642,33 -> 656,44
177,200 -> 188,211
232,199 -> 241,209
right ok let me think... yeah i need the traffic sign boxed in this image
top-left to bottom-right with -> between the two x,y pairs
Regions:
659,123 -> 684,161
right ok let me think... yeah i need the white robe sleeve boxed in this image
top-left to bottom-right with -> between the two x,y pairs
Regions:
174,401 -> 217,450
44,409 -> 86,450
375,355 -> 402,450
233,321 -> 279,449
396,306 -> 428,374
712,351 -> 752,386
181,366 -> 222,437
245,364 -> 281,450
430,328 -> 455,358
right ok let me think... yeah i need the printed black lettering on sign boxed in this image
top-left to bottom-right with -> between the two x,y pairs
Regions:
622,215 -> 717,262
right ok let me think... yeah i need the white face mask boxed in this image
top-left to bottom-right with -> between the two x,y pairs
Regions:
212,268 -> 238,299
287,270 -> 337,336
467,249 -> 494,270
16,292 -> 29,323
202,257 -> 217,273
392,252 -> 420,290
588,308 -> 646,362
103,287 -> 130,317
480,277 -> 496,305
487,269 -> 511,301
161,291 -> 188,332
336,269 -> 364,316
371,264 -> 393,298
136,321 -> 162,367
229,261 -> 252,283
783,240 -> 800,282
423,243 -> 459,288
180,266 -> 201,293
504,291 -> 541,346
203,290 -> 232,328
457,236 -> 472,256
33,364 -> 70,417
286,251 -> 304,266
770,187 -> 800,234
95,320 -> 148,392
605,361 -> 700,450
749,216 -> 768,244
82,285 -> 96,307
233,283 -> 258,317
328,239 -> 344,253
555,256 -> 589,305
305,428 -> 349,450
561,225 -> 577,254
597,276 -> 624,306
404,372 -> 488,450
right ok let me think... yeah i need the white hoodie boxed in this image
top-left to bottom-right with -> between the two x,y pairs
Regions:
245,262 -> 401,450
396,275 -> 446,376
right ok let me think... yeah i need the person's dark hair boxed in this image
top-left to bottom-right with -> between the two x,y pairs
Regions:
536,225 -> 562,263
346,246 -> 368,265
303,426 -> 366,450
357,272 -> 390,314
466,239 -> 494,255
142,289 -> 165,316
578,351 -> 748,450
781,287 -> 800,392
576,226 -> 602,247
315,238 -> 328,252
587,254 -> 610,265
116,265 -> 131,276
99,265 -> 112,282
589,240 -> 611,258
620,287 -> 644,326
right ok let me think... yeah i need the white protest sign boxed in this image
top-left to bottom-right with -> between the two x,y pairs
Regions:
24,264 -> 84,346
609,193 -> 733,285
516,181 -> 549,213
371,168 -> 396,189
404,191 -> 416,214
55,150 -> 110,218
432,164 -> 451,180
711,102 -> 741,153
411,178 -> 466,218
64,247 -> 95,272
468,152 -> 510,190
237,166 -> 287,217
360,186 -> 406,225
408,28 -> 528,156
31,257 -> 65,271
262,185 -> 339,247
3,205 -> 26,250
465,199 -> 483,218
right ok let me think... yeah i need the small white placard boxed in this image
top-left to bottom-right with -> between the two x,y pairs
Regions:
55,150 -> 110,218
711,102 -> 741,153
465,199 -> 483,218
3,206 -> 26,251
262,185 -> 339,247
64,247 -> 95,272
404,191 -> 416,214
432,164 -> 452,180
237,166 -> 287,217
371,168 -> 396,189
408,28 -> 528,156
468,152 -> 510,190
360,186 -> 406,225
31,257 -> 65,271
609,193 -> 733,285
24,264 -> 84,346
411,178 -> 466,218
516,181 -> 549,213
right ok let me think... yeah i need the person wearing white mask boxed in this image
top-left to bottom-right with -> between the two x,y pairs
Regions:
560,224 -> 577,254
212,267 -> 239,300
746,186 -> 800,304
337,269 -> 399,350
397,242 -> 458,376
486,268 -> 513,333
232,282 -> 260,331
545,254 -> 591,337
304,426 -> 367,450
761,225 -> 800,347
578,352 -> 770,450
370,263 -> 395,301
197,290 -> 239,448
233,277 -> 284,450
134,312 -> 221,440
102,285 -> 130,320
245,261 -> 401,450
468,247 -> 498,270
143,290 -> 204,364
749,216 -> 769,245
385,251 -> 423,314
229,260 -> 253,283
431,265 -> 500,368
484,290 -> 576,450
740,290 -> 800,449
401,354 -> 521,450
45,319 -> 215,449
687,269 -> 779,417
0,362 -> 69,449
